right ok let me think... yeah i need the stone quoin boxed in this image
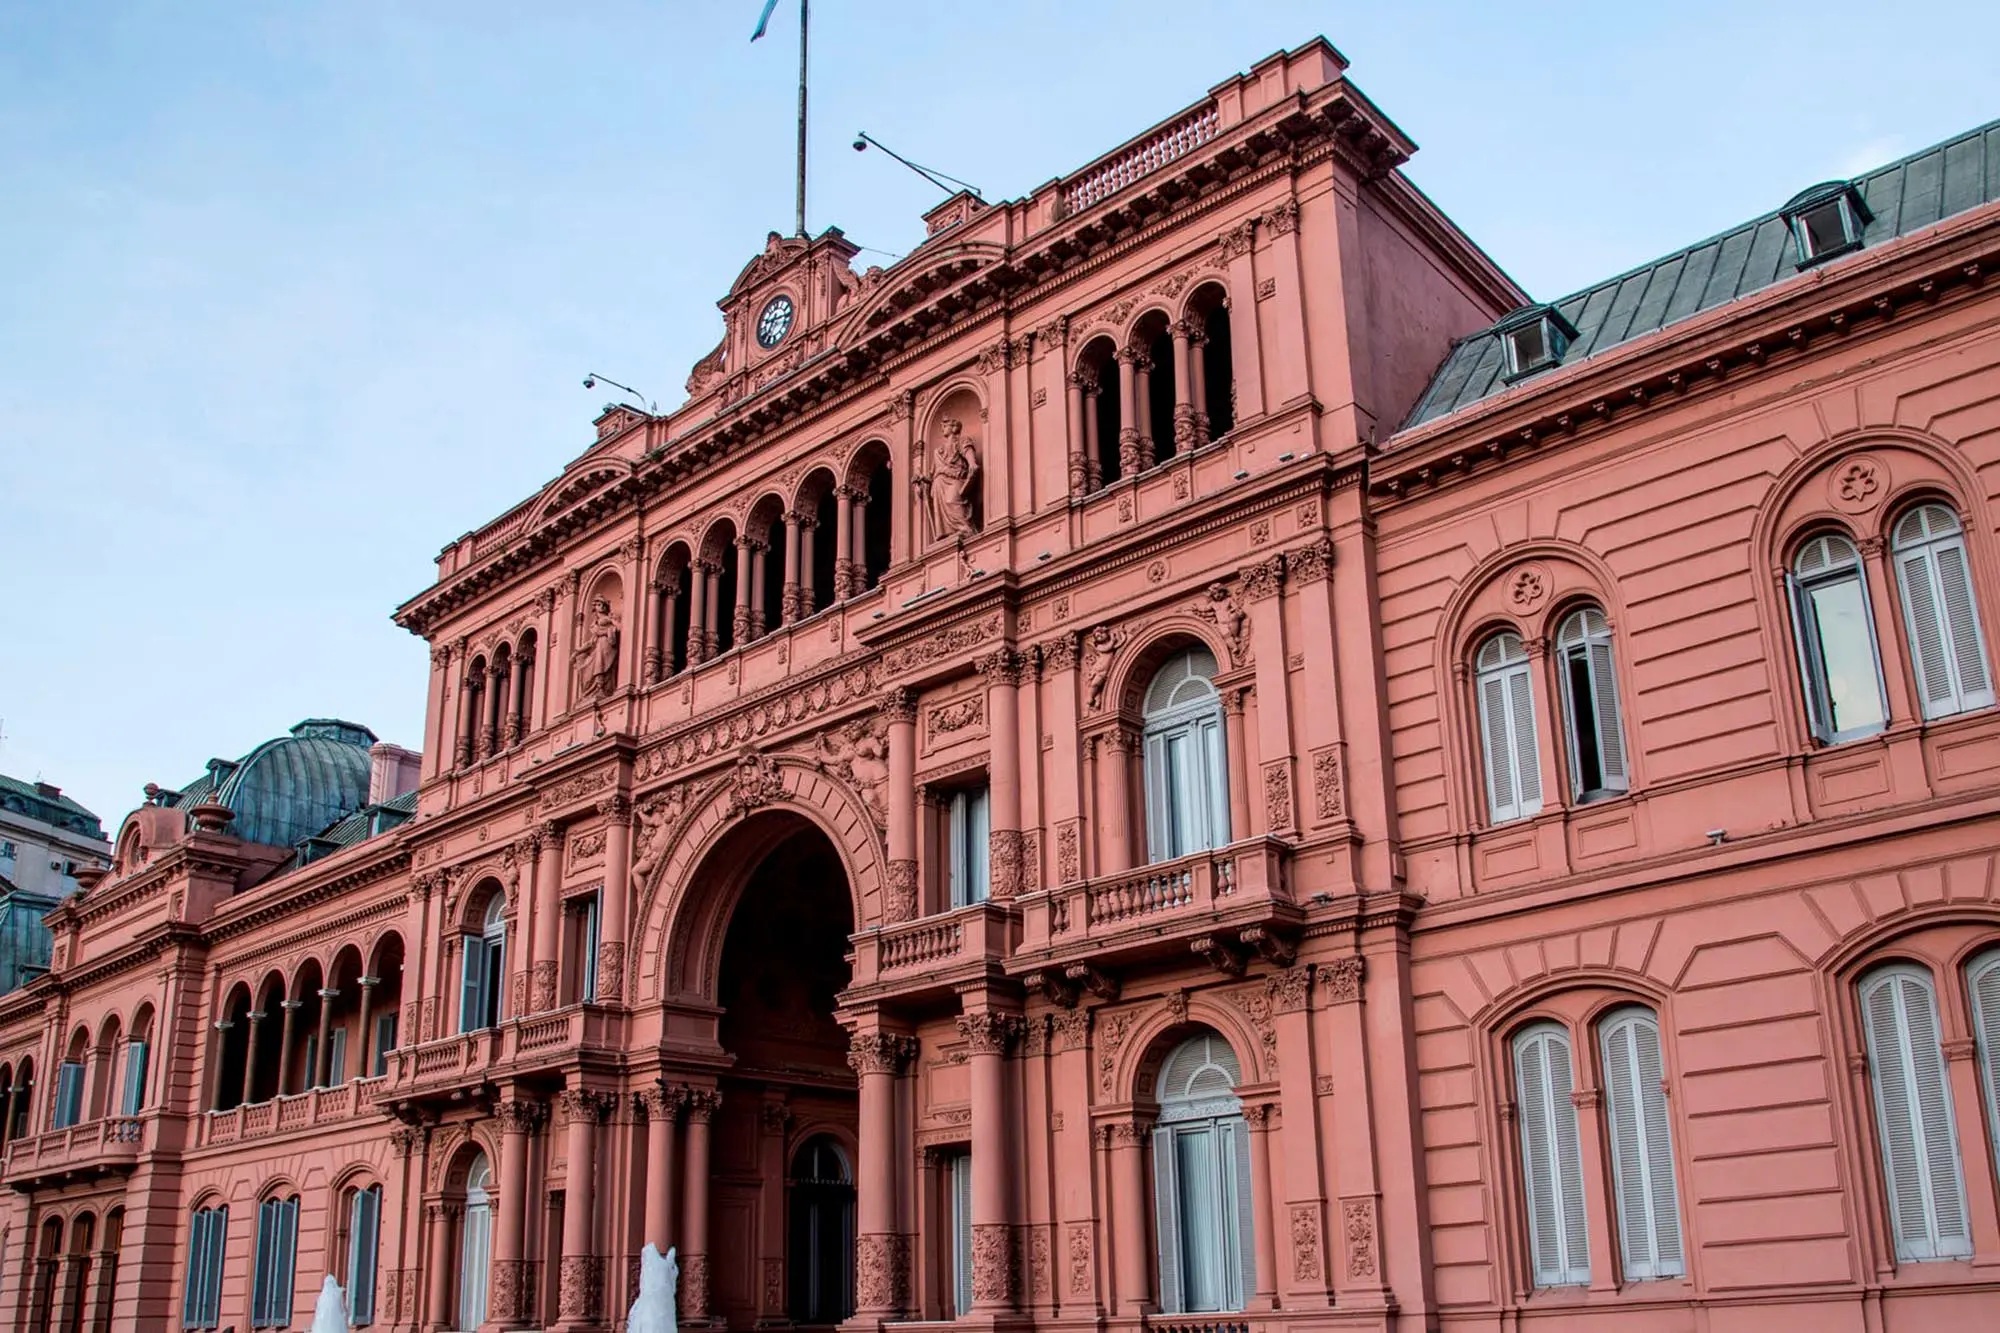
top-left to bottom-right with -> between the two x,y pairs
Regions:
10,34 -> 2000,1333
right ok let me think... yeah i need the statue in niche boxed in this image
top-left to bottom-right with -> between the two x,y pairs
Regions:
572,597 -> 621,702
928,416 -> 982,542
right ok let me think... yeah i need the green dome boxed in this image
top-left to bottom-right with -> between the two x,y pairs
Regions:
170,719 -> 377,850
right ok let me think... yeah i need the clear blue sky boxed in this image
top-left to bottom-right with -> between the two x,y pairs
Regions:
2,2 -> 1994,831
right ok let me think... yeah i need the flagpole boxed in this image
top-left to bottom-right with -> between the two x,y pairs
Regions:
795,0 -> 809,237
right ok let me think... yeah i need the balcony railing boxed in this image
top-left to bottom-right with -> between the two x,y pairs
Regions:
1061,102 -> 1220,215
195,1080 -> 382,1148
850,902 -> 1019,999
1015,838 -> 1293,968
4,1116 -> 147,1183
373,1005 -> 624,1104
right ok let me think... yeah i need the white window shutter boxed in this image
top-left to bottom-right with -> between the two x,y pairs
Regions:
1899,548 -> 1959,716
1933,538 -> 1993,707
122,1040 -> 148,1115
278,1197 -> 299,1324
948,792 -> 969,907
1507,664 -> 1543,814
1587,636 -> 1629,790
1202,715 -> 1229,849
1862,970 -> 1972,1260
1479,673 -> 1519,822
1969,954 -> 2000,1183
1514,1026 -> 1589,1286
183,1211 -> 209,1328
1601,1011 -> 1683,1279
1144,731 -> 1172,863
460,937 -> 488,1033
350,1188 -> 380,1325
1153,1124 -> 1184,1313
951,1153 -> 974,1316
968,787 -> 990,903
1226,1117 -> 1258,1310
252,1200 -> 275,1326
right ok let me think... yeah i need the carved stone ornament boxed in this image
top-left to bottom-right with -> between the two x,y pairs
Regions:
855,1234 -> 911,1311
679,1254 -> 710,1320
570,596 -> 621,703
1508,562 -> 1551,613
1321,956 -> 1365,1004
1311,745 -> 1344,821
533,959 -> 559,1012
815,716 -> 890,826
1290,1203 -> 1325,1282
1263,760 -> 1294,831
957,1011 -> 1024,1056
1831,454 -> 1888,513
1067,1223 -> 1093,1295
971,1223 -> 1018,1306
727,747 -> 786,814
1056,820 -> 1082,885
926,416 -> 984,543
1289,537 -> 1334,584
1342,1197 -> 1378,1279
1083,624 -> 1122,711
1195,580 -> 1251,667
989,828 -> 1026,899
886,859 -> 918,923
558,1255 -> 604,1319
1216,218 -> 1256,264
1240,552 -> 1286,601
847,1032 -> 920,1076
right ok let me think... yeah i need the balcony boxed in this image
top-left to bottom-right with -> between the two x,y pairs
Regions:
849,903 -> 1019,1002
1012,837 -> 1297,975
4,1117 -> 146,1189
195,1080 -> 381,1148
372,1004 -> 627,1108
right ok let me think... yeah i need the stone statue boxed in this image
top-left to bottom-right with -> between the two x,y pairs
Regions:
816,718 -> 891,825
928,417 -> 981,541
572,597 -> 621,701
1207,580 -> 1250,666
628,1243 -> 677,1333
631,790 -> 682,893
1085,624 -> 1121,710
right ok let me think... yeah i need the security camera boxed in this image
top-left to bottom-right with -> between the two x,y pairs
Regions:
852,138 -> 866,152
582,376 -> 596,389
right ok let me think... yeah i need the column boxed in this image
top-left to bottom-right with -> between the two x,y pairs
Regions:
241,1009 -> 266,1105
1188,315 -> 1211,443
355,977 -> 378,1081
1066,370 -> 1090,496
493,1099 -> 542,1326
533,822 -> 564,1012
850,488 -> 869,591
1170,319 -> 1196,453
781,511 -> 803,622
643,577 -> 665,684
657,579 -> 679,679
732,538 -> 755,645
455,663 -> 477,768
1243,1103 -> 1280,1309
797,516 -> 818,616
959,1004 -> 1020,1311
848,1026 -> 917,1316
314,988 -> 338,1088
1321,957 -> 1388,1301
834,486 -> 857,599
1082,375 -> 1104,490
680,1089 -> 722,1321
1223,688 -> 1251,842
701,560 -> 722,658
1108,1120 -> 1152,1315
205,1021 -> 232,1111
275,999 -> 301,1097
883,689 -> 918,922
1132,347 -> 1154,465
687,562 -> 709,664
557,1089 -> 605,1327
749,541 -> 769,637
1115,346 -> 1141,475
597,796 -> 631,1004
642,1087 -> 681,1252
483,659 -> 505,757
511,647 -> 533,741
1096,726 -> 1134,874
426,1203 -> 458,1333
979,650 -> 1024,900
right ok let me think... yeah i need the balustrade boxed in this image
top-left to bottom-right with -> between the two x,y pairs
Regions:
1062,103 -> 1220,214
1015,837 -> 1292,969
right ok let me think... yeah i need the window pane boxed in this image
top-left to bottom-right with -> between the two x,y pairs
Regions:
1805,575 -> 1887,735
1564,648 -> 1603,794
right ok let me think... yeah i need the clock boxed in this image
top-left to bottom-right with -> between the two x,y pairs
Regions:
756,294 -> 795,349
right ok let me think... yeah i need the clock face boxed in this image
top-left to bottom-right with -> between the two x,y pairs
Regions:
756,294 -> 795,349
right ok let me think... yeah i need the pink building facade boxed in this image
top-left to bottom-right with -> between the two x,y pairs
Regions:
8,36 -> 2000,1333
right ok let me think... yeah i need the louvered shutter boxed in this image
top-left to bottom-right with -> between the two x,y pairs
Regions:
1508,665 -> 1543,814
1933,538 -> 1993,708
55,1062 -> 83,1128
1862,970 -> 1971,1260
1143,731 -> 1169,863
1479,672 -> 1519,822
1202,714 -> 1229,850
122,1040 -> 149,1115
350,1188 -> 380,1325
1900,546 -> 1959,716
951,1153 -> 974,1316
1587,636 -> 1629,791
1514,1026 -> 1589,1286
1969,954 -> 2000,1182
1601,1012 -> 1683,1279
252,1199 -> 276,1326
183,1211 -> 209,1328
1226,1117 -> 1257,1311
460,937 -> 488,1033
1153,1124 -> 1184,1312
276,1197 -> 299,1324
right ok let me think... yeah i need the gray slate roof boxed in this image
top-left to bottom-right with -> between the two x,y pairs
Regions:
165,719 -> 377,850
1402,119 -> 2000,431
0,774 -> 105,839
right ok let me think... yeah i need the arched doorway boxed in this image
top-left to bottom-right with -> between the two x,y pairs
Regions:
687,811 -> 859,1328
456,1153 -> 492,1332
788,1136 -> 854,1323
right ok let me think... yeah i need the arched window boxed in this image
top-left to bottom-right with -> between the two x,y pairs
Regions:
458,1154 -> 493,1332
10,1058 -> 34,1139
1554,608 -> 1629,800
1512,1022 -> 1589,1287
1188,285 -> 1234,443
1966,949 -> 2000,1193
123,1007 -> 154,1116
343,1183 -> 383,1326
0,1062 -> 13,1153
1476,632 -> 1542,824
460,893 -> 507,1033
1598,1008 -> 1682,1279
1790,532 -> 1889,743
1077,338 -> 1121,490
250,1193 -> 300,1328
1859,965 -> 1971,1260
1142,648 -> 1229,862
53,1029 -> 86,1129
788,1136 -> 854,1322
1152,1031 -> 1255,1312
1893,504 -> 1993,720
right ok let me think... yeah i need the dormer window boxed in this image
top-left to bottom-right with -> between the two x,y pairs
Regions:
1495,305 -> 1578,383
1781,181 -> 1872,268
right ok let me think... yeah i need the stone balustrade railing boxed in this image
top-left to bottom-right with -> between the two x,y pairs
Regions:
1061,102 -> 1220,215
